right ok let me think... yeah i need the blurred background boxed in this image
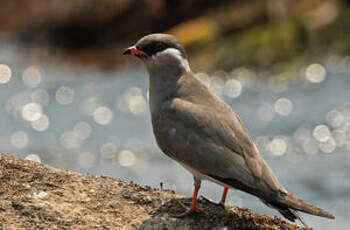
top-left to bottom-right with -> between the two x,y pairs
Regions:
0,0 -> 349,228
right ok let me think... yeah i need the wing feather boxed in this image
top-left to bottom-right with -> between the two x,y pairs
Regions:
157,96 -> 284,193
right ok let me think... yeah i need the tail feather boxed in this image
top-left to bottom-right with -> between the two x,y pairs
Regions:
277,192 -> 335,219
266,191 -> 335,223
264,191 -> 334,226
263,199 -> 309,227
277,207 -> 308,227
207,175 -> 335,223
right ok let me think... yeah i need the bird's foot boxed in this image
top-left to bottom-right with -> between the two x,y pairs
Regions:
170,200 -> 206,218
200,195 -> 225,208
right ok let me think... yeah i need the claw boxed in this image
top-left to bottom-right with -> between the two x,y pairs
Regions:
170,180 -> 205,218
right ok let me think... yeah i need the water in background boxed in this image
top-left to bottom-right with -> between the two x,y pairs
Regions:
0,42 -> 349,229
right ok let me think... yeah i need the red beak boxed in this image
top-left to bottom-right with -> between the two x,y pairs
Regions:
123,46 -> 148,57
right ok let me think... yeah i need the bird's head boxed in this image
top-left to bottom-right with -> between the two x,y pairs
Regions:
123,34 -> 190,75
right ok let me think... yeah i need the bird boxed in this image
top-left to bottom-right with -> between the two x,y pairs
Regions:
123,33 -> 335,226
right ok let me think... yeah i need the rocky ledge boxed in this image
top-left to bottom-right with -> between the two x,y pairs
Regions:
0,154 -> 310,230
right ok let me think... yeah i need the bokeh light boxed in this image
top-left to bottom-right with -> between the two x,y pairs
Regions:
274,97 -> 293,116
269,137 -> 287,156
22,66 -> 42,88
60,131 -> 82,149
223,79 -> 242,98
25,154 -> 41,163
118,150 -> 135,167
313,124 -> 331,142
332,129 -> 346,147
31,114 -> 50,131
11,131 -> 29,149
56,86 -> 75,105
209,76 -> 224,97
93,106 -> 113,125
255,136 -> 270,153
230,67 -> 256,86
0,64 -> 12,84
22,102 -> 42,122
117,87 -> 147,115
326,110 -> 344,128
319,137 -> 336,153
73,121 -> 92,140
305,63 -> 326,83
100,142 -> 118,159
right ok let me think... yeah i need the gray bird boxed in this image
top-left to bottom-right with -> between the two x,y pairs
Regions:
123,33 -> 335,225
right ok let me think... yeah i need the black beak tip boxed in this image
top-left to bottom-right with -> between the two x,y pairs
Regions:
123,48 -> 132,55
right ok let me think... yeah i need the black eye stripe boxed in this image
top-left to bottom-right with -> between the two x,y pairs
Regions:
153,42 -> 166,51
137,38 -> 186,58
135,34 -> 187,58
139,42 -> 169,56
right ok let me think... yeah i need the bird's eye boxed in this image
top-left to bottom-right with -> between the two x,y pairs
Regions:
155,43 -> 165,51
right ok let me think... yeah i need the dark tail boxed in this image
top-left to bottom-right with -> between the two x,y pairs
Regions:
277,207 -> 308,227
266,192 -> 335,226
207,175 -> 335,224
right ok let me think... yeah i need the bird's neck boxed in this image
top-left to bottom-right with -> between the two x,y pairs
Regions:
144,48 -> 191,114
147,63 -> 190,115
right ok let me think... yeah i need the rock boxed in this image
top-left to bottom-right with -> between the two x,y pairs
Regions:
0,154 -> 311,229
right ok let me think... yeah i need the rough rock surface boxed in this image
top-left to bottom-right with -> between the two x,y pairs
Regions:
0,154 -> 311,230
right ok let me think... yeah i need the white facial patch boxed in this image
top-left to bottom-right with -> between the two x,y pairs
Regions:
150,48 -> 191,72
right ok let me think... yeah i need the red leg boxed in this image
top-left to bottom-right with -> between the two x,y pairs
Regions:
219,187 -> 229,205
190,182 -> 200,209
172,180 -> 203,217
201,187 -> 229,208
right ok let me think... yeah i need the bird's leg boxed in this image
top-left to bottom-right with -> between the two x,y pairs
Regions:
171,178 -> 204,217
220,187 -> 229,204
201,187 -> 229,208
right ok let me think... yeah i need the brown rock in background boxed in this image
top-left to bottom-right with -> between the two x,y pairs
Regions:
0,0 -> 349,72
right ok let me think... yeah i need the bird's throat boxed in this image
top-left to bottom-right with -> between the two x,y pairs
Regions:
148,70 -> 179,115
145,48 -> 191,114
